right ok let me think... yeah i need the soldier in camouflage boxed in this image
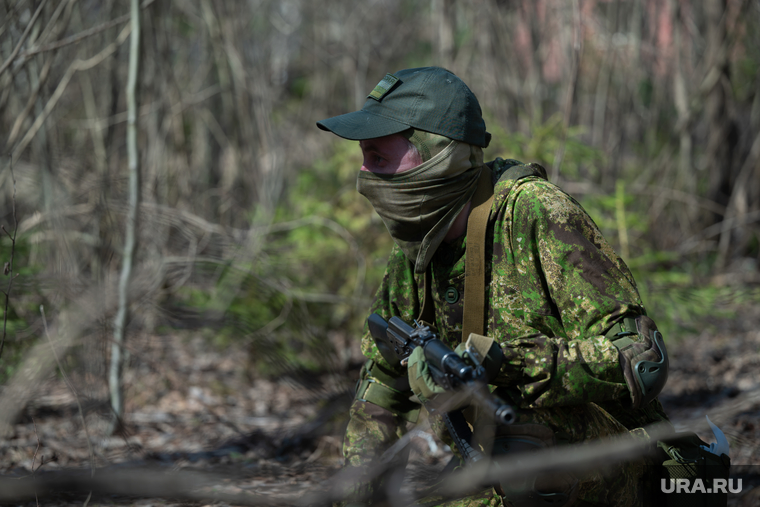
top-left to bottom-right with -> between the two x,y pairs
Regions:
317,67 -> 670,507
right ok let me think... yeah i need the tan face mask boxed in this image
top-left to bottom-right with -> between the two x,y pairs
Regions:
357,131 -> 484,273
401,129 -> 452,161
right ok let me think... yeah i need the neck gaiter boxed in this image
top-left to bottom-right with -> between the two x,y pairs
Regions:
357,131 -> 484,273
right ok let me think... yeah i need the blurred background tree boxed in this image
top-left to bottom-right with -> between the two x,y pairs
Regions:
1,0 -> 759,413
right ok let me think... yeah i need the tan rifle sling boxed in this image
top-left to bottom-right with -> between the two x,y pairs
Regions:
461,167 -> 495,341
417,166 -> 494,340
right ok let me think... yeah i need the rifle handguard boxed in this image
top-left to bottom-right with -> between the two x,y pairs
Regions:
367,313 -> 515,426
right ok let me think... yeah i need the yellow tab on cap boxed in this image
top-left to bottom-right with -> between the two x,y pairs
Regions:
368,73 -> 400,101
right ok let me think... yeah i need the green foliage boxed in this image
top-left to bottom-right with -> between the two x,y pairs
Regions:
579,174 -> 751,342
0,342 -> 25,385
486,113 -> 604,182
733,55 -> 760,101
269,140 -> 394,309
175,16 -> 195,37
0,233 -> 35,384
289,76 -> 310,100
176,141 -> 394,377
633,264 -> 760,341
638,79 -> 654,108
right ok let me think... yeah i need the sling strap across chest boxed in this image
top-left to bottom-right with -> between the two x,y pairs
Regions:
417,161 -> 548,341
416,166 -> 494,334
461,166 -> 495,340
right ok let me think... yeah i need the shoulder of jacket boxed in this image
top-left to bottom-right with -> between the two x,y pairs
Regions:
488,159 -> 554,202
487,158 -> 547,187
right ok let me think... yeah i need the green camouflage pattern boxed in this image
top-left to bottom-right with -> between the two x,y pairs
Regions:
407,346 -> 448,405
341,399 -> 408,502
344,158 -> 670,506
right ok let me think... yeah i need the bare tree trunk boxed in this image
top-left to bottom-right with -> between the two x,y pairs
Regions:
25,7 -> 54,217
432,0 -> 454,63
109,0 -> 140,434
704,0 -> 738,226
550,0 -> 581,183
671,0 -> 695,222
524,1 -> 544,121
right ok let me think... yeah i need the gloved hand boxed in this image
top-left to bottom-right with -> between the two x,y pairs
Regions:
407,346 -> 446,405
407,333 -> 504,407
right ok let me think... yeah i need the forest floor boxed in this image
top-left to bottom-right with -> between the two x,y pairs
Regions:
1,302 -> 760,506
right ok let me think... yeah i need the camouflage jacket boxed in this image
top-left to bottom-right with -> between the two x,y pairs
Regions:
343,159 -> 669,504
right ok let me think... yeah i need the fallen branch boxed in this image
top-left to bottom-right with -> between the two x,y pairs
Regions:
0,421 -> 674,506
0,466 -> 283,506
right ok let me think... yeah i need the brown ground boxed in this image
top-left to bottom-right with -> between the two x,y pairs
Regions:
2,304 -> 760,506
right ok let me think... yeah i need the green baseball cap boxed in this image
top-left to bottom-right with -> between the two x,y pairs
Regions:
317,67 -> 491,148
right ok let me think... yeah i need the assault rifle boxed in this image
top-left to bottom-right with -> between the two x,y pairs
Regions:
367,313 -> 516,427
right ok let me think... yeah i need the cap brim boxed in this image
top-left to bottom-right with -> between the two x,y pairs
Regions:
316,109 -> 410,140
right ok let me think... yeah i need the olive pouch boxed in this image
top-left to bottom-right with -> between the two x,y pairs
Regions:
656,432 -> 730,507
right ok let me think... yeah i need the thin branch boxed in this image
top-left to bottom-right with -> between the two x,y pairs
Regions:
560,182 -> 727,216
10,22 -> 132,160
109,0 -> 141,434
31,418 -> 41,474
0,259 -> 169,438
63,85 -> 222,132
0,0 -> 48,77
307,419 -> 676,507
0,155 -> 18,361
31,0 -> 76,54
13,0 -> 156,62
715,128 -> 760,269
31,418 -> 41,507
550,0 -> 582,182
679,210 -> 760,255
5,0 -> 78,149
5,55 -> 53,149
41,305 -> 95,477
0,1 -> 30,41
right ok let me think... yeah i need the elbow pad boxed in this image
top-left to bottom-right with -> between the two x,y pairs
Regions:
609,316 -> 669,409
